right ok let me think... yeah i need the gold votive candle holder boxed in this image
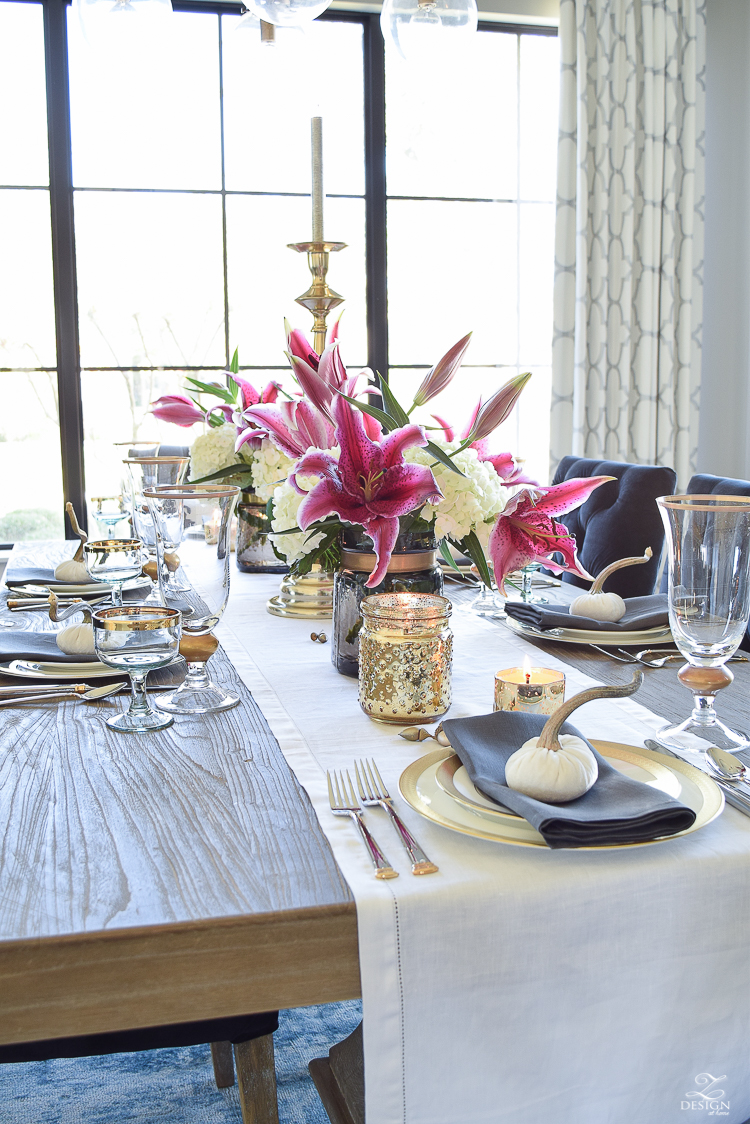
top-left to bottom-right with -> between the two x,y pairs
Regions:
494,665 -> 565,714
358,593 -> 452,724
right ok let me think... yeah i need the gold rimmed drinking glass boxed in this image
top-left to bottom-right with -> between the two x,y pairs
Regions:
143,483 -> 240,714
92,605 -> 181,733
83,539 -> 143,606
656,494 -> 750,753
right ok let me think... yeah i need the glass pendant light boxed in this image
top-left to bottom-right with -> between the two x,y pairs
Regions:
380,0 -> 477,61
234,8 -> 277,43
243,0 -> 332,29
75,0 -> 173,47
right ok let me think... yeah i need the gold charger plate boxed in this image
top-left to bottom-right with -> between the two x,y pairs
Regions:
399,742 -> 724,850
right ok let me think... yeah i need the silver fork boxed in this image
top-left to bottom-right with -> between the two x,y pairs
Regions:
355,759 -> 438,875
327,770 -> 398,880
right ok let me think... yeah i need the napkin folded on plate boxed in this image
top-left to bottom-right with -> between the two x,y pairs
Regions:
442,711 -> 696,848
4,566 -> 100,590
504,594 -> 668,633
0,631 -> 98,663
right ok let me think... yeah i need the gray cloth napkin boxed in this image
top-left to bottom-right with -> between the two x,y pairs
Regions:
442,711 -> 696,848
0,632 -> 98,663
0,631 -> 186,686
504,594 -> 668,633
4,566 -> 99,590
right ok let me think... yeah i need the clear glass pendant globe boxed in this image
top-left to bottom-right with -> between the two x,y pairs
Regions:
244,0 -> 331,30
380,0 -> 477,61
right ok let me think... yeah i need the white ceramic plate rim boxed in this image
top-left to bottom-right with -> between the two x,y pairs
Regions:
504,615 -> 673,646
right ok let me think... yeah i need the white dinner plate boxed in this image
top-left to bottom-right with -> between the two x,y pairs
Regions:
503,615 -> 673,647
7,583 -> 112,597
399,742 -> 723,850
0,655 -> 184,680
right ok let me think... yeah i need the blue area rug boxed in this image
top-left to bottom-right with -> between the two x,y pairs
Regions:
0,1001 -> 362,1124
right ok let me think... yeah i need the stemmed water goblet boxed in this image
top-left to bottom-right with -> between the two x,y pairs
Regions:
655,494 -> 750,753
83,539 -> 143,607
92,605 -> 181,732
91,494 -> 129,538
144,483 -> 240,714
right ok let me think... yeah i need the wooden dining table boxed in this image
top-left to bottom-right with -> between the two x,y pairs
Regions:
0,543 -> 360,1050
2,546 -> 749,1088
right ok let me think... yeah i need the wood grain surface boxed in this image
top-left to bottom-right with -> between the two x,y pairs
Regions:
0,543 -> 358,1045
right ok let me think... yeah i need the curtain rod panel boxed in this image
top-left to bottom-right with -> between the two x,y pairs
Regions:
550,0 -> 706,486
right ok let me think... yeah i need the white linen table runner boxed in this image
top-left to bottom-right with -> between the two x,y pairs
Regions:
218,575 -> 750,1124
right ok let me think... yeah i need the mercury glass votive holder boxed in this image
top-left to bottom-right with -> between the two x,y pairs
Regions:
494,667 -> 565,714
358,593 -> 453,725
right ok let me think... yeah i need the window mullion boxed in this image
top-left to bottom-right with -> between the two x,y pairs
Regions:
43,0 -> 87,534
363,12 -> 388,382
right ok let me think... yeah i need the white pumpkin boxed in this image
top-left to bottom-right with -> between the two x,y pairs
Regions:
506,735 -> 598,803
568,547 -> 653,623
54,558 -> 90,583
569,590 -> 626,622
56,623 -> 96,656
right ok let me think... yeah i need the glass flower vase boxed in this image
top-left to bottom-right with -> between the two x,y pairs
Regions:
332,525 -> 444,678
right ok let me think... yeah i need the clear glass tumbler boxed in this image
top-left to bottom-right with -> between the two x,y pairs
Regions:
143,483 -> 240,714
124,456 -> 190,591
656,494 -> 750,752
93,605 -> 181,732
83,539 -> 143,607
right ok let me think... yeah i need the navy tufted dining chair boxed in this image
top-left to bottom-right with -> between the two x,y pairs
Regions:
0,1011 -> 281,1123
543,456 -> 677,597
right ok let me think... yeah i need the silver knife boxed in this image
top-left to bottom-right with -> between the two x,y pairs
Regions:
644,739 -> 750,816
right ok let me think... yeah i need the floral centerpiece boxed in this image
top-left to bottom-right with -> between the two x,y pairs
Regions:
240,324 -> 611,670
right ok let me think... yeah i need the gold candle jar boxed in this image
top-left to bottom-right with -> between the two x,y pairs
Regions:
494,665 -> 565,714
358,593 -> 452,724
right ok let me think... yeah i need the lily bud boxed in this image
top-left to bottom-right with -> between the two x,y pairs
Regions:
468,371 -> 532,443
412,332 -> 472,409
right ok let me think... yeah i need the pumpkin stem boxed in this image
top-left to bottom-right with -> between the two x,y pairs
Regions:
536,669 -> 644,751
65,501 -> 88,561
590,547 -> 653,594
48,591 -> 93,624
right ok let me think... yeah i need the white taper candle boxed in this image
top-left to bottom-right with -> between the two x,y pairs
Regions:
311,116 -> 324,243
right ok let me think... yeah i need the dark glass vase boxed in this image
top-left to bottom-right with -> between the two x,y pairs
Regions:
236,491 -> 288,574
332,525 -> 443,678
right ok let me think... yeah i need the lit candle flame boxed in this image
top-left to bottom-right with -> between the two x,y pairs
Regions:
523,654 -> 532,685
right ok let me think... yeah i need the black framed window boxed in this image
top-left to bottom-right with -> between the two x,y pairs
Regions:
0,0 -> 558,542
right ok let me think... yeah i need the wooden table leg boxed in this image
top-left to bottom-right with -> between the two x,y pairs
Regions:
234,1033 -> 280,1124
308,1021 -> 364,1124
211,1040 -> 235,1088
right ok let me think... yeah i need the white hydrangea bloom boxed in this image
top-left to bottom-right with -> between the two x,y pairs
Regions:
190,424 -> 245,480
404,439 -> 510,545
250,439 -> 295,502
269,447 -> 339,563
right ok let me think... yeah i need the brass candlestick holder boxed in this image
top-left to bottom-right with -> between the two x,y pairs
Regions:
288,240 -> 347,357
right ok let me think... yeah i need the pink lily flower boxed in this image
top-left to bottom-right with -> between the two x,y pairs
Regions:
489,477 -> 614,594
292,396 -> 442,588
286,321 -> 320,372
431,414 -> 455,442
472,445 -> 539,486
240,398 -> 335,459
150,394 -> 205,427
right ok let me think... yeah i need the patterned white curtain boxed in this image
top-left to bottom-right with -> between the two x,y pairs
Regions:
550,0 -> 706,486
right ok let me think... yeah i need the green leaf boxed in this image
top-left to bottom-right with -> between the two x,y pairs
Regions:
456,529 -> 493,589
229,348 -> 239,375
271,515 -> 341,536
439,538 -> 462,573
376,372 -> 410,427
425,440 -> 465,476
293,526 -> 341,575
184,377 -> 235,404
337,392 -> 396,433
190,464 -> 253,485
